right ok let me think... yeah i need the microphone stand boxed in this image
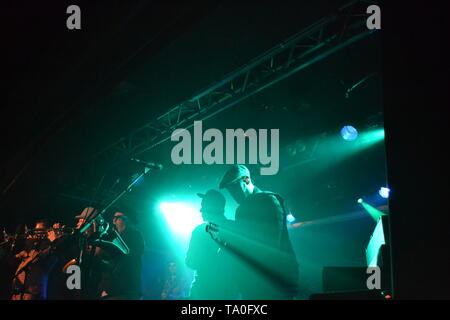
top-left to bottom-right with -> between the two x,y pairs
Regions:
79,167 -> 150,234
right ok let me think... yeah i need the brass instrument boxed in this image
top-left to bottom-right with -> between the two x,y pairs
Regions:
48,226 -> 76,236
95,222 -> 130,255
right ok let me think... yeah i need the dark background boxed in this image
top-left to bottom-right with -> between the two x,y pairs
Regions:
381,1 -> 450,299
1,0 -> 448,299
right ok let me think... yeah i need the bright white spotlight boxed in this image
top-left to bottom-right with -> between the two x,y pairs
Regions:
159,202 -> 204,236
340,125 -> 358,141
378,187 -> 390,199
286,213 -> 296,223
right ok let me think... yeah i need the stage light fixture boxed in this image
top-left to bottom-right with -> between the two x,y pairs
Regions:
340,125 -> 358,141
286,213 -> 296,223
378,187 -> 390,199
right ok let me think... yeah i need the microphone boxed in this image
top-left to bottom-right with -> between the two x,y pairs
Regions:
130,158 -> 163,170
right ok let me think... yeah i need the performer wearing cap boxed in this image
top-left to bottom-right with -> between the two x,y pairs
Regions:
62,207 -> 105,299
219,165 -> 299,300
49,206 -> 112,299
185,189 -> 238,299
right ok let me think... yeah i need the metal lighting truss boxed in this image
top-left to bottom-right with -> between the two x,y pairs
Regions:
90,0 -> 378,169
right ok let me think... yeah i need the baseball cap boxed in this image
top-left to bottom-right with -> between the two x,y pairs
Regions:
113,212 -> 129,220
197,189 -> 226,210
219,165 -> 250,189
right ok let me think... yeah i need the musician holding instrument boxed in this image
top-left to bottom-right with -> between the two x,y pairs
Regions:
45,207 -> 111,300
46,208 -> 102,299
98,211 -> 144,300
70,207 -> 115,299
185,189 -> 238,299
47,207 -> 125,299
10,220 -> 61,300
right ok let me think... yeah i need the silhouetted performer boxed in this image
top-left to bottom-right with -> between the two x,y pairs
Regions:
185,190 -> 238,299
99,211 -> 144,300
219,165 -> 299,299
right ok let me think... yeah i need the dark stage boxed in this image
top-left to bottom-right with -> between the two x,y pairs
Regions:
1,0 -> 449,304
